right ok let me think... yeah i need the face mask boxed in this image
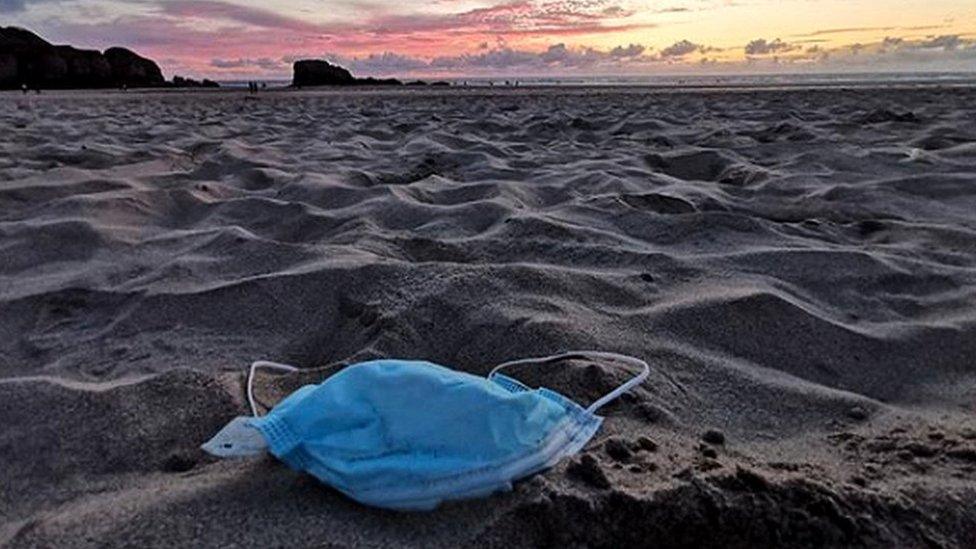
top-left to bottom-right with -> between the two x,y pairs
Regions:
202,351 -> 648,511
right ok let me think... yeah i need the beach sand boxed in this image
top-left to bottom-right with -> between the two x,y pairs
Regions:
2,84 -> 976,547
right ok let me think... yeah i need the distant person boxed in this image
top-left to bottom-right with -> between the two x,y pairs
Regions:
21,84 -> 27,95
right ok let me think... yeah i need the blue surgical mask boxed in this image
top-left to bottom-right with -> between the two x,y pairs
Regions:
202,351 -> 648,511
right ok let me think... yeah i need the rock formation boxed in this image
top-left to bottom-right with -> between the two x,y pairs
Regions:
0,26 -> 165,89
172,75 -> 221,88
293,60 -> 355,86
292,59 -> 403,87
103,47 -> 165,88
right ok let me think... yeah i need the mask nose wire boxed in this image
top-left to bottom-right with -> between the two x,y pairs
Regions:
487,351 -> 650,414
247,361 -> 300,417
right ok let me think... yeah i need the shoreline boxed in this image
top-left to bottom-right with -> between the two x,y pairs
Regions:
3,78 -> 976,99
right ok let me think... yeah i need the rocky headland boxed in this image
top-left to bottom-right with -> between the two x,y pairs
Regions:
292,59 -> 442,87
0,26 -> 220,90
0,27 -> 165,89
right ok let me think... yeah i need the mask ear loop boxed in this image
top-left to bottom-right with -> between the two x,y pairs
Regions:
247,361 -> 299,417
488,351 -> 650,414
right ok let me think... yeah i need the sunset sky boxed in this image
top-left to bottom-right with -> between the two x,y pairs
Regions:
3,0 -> 975,78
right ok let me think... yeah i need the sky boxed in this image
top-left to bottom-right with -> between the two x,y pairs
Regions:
2,0 -> 975,79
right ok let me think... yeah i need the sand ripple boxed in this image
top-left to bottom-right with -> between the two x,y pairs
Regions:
2,86 -> 976,547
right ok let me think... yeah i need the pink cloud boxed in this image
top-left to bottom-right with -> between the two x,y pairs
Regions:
160,1 -> 339,35
34,0 -> 655,77
19,0 -> 974,78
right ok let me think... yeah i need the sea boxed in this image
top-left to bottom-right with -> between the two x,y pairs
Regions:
217,72 -> 976,90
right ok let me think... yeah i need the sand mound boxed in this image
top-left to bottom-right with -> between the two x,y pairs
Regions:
2,85 -> 976,547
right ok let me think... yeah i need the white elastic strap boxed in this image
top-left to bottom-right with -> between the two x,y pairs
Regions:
488,351 -> 650,414
247,360 -> 300,417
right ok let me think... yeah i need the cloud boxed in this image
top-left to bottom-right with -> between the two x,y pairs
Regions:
76,0 -> 656,65
428,48 -> 538,70
211,57 -> 284,71
752,33 -> 976,71
804,45 -> 829,60
318,41 -> 660,74
161,0 -> 337,34
882,36 -> 904,47
0,0 -> 58,13
745,38 -> 796,56
659,40 -> 701,58
333,51 -> 429,72
6,1 -> 976,78
874,34 -> 973,56
23,0 -> 651,56
798,27 -> 894,37
656,7 -> 690,13
290,33 -> 976,78
345,0 -> 654,40
794,24 -> 950,38
609,43 -> 645,57
0,0 -> 25,12
917,34 -> 964,50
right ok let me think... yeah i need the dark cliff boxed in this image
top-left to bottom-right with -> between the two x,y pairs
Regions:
0,27 -> 165,90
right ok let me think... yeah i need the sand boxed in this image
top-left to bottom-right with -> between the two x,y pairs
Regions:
1,84 -> 976,548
